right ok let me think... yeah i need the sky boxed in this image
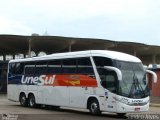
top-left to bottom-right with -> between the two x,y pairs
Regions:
0,0 -> 160,45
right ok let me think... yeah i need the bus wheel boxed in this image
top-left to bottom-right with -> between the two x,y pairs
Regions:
28,94 -> 36,107
19,94 -> 27,107
89,99 -> 101,115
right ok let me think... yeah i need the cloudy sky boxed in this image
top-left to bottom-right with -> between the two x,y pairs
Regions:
0,0 -> 160,45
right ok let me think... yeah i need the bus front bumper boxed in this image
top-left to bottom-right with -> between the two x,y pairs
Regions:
116,102 -> 149,113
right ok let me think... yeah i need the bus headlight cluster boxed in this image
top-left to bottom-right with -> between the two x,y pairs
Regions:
113,96 -> 149,106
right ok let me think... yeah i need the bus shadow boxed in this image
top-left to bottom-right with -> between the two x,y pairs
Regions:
59,108 -> 127,119
14,105 -> 127,119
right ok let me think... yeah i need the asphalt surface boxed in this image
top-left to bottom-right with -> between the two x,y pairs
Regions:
0,94 -> 159,120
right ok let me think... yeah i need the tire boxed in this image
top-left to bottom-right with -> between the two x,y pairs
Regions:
28,94 -> 36,107
88,99 -> 101,115
19,94 -> 27,107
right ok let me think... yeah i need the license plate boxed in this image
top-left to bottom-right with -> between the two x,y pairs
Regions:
135,108 -> 140,111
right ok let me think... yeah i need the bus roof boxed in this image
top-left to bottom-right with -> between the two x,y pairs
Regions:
9,50 -> 141,63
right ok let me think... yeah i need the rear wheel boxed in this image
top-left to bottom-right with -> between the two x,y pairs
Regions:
88,99 -> 101,115
19,94 -> 27,107
28,94 -> 36,107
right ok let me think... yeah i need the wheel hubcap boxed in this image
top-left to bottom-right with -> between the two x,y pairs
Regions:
91,103 -> 98,112
21,96 -> 26,105
30,98 -> 34,106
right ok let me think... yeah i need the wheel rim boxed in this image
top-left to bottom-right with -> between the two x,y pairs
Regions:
29,97 -> 35,107
90,102 -> 98,113
20,96 -> 26,105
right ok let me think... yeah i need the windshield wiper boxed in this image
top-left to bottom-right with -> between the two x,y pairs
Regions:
129,73 -> 145,98
138,74 -> 146,97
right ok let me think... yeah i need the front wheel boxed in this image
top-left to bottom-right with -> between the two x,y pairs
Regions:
28,94 -> 36,107
88,99 -> 101,115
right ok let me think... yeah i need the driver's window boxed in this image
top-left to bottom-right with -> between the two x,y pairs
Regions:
97,68 -> 117,93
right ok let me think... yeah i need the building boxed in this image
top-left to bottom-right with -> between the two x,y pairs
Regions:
0,34 -> 160,94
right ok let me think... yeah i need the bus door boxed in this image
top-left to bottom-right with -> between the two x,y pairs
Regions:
98,68 -> 117,112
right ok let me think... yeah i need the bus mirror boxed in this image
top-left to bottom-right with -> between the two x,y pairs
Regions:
146,70 -> 157,83
104,66 -> 122,81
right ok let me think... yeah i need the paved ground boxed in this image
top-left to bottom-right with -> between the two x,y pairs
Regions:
150,96 -> 160,104
0,94 -> 159,120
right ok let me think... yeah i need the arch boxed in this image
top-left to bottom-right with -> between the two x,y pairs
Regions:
38,51 -> 47,57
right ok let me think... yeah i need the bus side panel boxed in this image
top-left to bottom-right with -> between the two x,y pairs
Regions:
68,74 -> 98,108
69,86 -> 87,108
55,86 -> 69,106
8,69 -> 24,102
8,84 -> 19,102
36,86 -> 56,105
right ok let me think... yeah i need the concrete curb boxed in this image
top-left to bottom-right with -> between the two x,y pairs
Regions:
150,103 -> 160,107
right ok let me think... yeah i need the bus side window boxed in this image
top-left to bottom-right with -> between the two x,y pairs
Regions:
105,74 -> 116,93
48,60 -> 62,74
77,57 -> 94,76
97,68 -> 117,93
93,57 -> 112,67
62,59 -> 77,74
35,61 -> 48,75
24,62 -> 35,75
9,62 -> 24,75
9,63 -> 16,75
15,63 -> 24,75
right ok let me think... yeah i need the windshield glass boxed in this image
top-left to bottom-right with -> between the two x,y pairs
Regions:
114,60 -> 149,99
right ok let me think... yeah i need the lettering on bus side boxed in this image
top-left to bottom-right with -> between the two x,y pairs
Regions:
21,75 -> 56,86
131,100 -> 143,103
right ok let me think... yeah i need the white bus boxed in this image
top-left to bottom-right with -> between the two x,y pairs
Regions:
7,50 -> 157,115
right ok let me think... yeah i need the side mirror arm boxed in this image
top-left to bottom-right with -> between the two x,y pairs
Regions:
146,70 -> 157,83
104,66 -> 122,81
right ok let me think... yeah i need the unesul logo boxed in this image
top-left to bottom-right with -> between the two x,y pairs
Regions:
21,75 -> 56,86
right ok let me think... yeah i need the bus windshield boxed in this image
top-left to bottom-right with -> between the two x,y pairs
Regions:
114,60 -> 149,99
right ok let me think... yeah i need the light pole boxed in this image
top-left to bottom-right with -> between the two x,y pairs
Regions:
28,38 -> 32,57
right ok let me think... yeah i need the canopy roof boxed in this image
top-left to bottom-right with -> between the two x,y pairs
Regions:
0,34 -> 159,64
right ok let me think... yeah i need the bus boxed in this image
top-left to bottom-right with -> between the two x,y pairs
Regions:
7,50 -> 157,115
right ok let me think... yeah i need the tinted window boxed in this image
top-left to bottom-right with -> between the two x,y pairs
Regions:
77,58 -> 94,75
9,63 -> 16,74
24,62 -> 35,75
97,68 -> 117,93
62,59 -> 77,74
35,61 -> 48,74
15,63 -> 24,74
93,57 -> 112,67
48,60 -> 62,74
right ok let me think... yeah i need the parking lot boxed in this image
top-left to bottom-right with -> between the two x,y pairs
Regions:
0,94 -> 159,120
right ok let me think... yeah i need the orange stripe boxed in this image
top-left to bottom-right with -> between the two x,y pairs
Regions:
46,74 -> 97,87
